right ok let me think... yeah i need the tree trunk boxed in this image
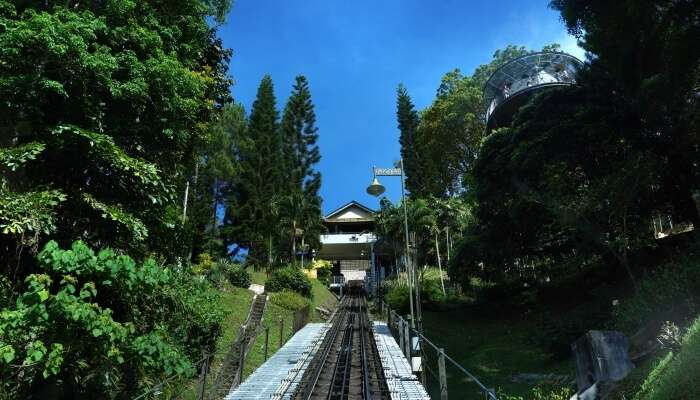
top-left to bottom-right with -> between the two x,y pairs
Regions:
292,220 -> 297,266
435,232 -> 446,296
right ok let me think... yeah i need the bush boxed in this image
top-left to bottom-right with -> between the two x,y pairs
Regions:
225,264 -> 251,288
270,290 -> 310,311
420,267 -> 447,308
192,252 -> 216,275
312,259 -> 332,284
383,280 -> 411,313
612,253 -> 700,334
0,241 -> 219,398
266,266 -> 312,298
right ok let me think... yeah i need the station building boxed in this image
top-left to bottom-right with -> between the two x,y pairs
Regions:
315,201 -> 393,294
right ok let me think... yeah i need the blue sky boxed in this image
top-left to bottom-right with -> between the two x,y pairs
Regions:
218,0 -> 584,214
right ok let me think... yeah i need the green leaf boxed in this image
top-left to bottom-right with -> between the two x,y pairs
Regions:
0,346 -> 15,364
38,289 -> 49,302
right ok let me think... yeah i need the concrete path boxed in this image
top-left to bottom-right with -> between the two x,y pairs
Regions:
248,283 -> 265,295
225,323 -> 327,400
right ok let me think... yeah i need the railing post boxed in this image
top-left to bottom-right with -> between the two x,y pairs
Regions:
264,327 -> 270,361
403,318 -> 411,361
399,318 -> 405,357
438,348 -> 448,400
279,319 -> 284,348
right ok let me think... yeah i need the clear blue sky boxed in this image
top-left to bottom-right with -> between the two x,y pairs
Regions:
217,0 -> 583,214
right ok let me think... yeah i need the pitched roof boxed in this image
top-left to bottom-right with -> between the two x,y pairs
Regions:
324,200 -> 375,220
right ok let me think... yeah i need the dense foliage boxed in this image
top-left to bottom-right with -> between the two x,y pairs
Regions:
0,1 -> 233,398
265,266 -> 312,298
0,0 -> 232,268
0,241 -> 222,398
226,264 -> 252,288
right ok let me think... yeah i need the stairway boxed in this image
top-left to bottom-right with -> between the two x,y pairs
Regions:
208,293 -> 268,399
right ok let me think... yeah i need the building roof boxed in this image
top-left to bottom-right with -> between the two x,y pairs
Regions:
324,201 -> 375,221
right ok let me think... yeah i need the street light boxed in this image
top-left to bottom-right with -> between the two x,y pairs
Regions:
366,159 -> 417,329
366,177 -> 385,196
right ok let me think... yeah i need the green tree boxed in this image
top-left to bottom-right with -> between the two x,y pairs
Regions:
278,75 -> 323,260
0,1 -> 232,274
187,103 -> 246,261
396,84 -> 423,197
224,75 -> 281,265
550,0 -> 700,227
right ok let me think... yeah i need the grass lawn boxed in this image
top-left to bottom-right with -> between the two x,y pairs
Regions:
248,268 -> 268,286
420,306 -> 572,399
310,278 -> 338,321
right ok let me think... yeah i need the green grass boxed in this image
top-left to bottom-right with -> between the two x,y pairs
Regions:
177,284 -> 255,399
419,306 -> 572,399
310,278 -> 338,321
628,316 -> 700,400
248,268 -> 268,286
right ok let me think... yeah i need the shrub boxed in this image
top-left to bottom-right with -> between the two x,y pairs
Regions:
266,266 -> 312,298
383,280 -> 411,313
225,264 -> 251,288
0,241 -> 219,398
613,253 -> 700,334
312,259 -> 333,284
192,252 -> 216,275
420,267 -> 447,308
270,290 -> 310,311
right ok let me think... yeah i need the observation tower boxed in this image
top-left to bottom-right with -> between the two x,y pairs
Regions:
484,51 -> 583,132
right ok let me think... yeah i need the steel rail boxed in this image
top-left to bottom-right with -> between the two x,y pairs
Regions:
334,312 -> 354,399
298,296 -> 350,400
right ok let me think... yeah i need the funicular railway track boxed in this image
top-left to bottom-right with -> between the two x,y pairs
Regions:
293,291 -> 390,400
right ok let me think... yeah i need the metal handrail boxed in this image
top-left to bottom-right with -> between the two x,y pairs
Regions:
387,308 -> 498,400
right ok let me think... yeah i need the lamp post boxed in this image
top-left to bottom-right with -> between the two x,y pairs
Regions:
367,158 -> 417,329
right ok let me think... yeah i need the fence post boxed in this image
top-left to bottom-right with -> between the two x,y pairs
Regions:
399,318 -> 405,356
438,348 -> 448,400
198,352 -> 209,400
264,327 -> 270,361
279,319 -> 284,348
403,319 -> 411,361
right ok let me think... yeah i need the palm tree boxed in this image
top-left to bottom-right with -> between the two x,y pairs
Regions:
274,191 -> 322,266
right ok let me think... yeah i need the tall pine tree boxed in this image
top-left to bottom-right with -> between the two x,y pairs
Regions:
396,84 -> 422,197
278,76 -> 322,261
224,75 -> 281,265
188,103 -> 245,260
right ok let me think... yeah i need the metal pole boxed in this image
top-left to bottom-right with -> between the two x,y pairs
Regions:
404,317 -> 411,361
400,158 -> 416,329
438,348 -> 448,400
279,319 -> 284,348
264,327 -> 270,361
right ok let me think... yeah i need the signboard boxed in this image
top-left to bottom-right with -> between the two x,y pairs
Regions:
374,167 -> 402,176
